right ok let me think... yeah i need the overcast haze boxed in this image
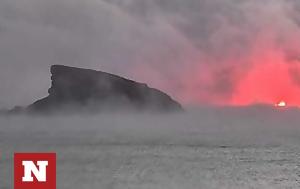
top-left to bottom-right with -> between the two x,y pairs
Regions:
1,0 -> 300,109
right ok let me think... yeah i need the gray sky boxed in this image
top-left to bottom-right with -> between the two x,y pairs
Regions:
1,0 -> 300,109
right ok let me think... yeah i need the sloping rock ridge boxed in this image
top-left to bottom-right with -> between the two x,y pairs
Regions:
26,65 -> 182,113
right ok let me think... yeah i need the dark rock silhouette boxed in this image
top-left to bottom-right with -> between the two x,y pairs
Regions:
26,65 -> 182,113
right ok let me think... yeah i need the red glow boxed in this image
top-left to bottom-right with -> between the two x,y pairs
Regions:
231,61 -> 300,107
133,48 -> 300,108
130,5 -> 300,108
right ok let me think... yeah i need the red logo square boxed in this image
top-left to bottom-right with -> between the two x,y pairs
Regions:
14,153 -> 56,189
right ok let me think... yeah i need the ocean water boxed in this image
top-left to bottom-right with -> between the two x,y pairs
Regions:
1,107 -> 300,188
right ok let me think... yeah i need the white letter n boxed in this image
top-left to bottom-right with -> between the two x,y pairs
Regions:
22,161 -> 48,182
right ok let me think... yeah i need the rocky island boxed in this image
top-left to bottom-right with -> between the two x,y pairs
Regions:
13,65 -> 182,114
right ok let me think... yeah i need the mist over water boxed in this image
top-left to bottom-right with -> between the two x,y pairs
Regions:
1,108 -> 300,188
2,107 -> 300,147
2,0 -> 300,188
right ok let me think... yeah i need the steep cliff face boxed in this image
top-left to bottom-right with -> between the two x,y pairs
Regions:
27,65 -> 182,113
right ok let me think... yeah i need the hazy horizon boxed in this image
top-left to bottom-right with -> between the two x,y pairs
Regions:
1,108 -> 300,188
